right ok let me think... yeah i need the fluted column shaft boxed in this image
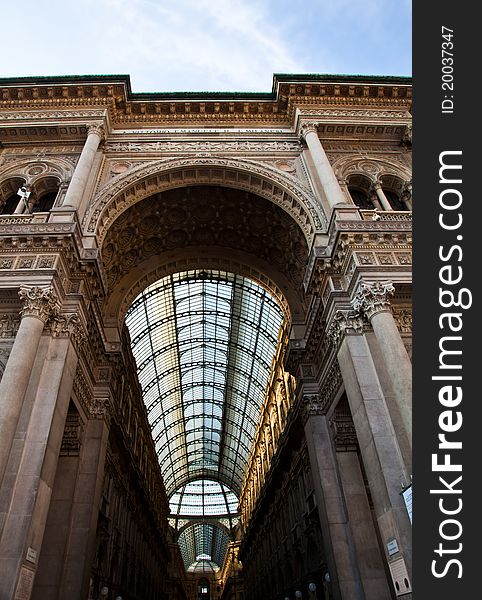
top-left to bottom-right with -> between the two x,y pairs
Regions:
301,124 -> 346,209
62,124 -> 104,209
0,286 -> 58,485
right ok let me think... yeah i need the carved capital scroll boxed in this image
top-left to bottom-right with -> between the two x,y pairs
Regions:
18,285 -> 59,323
299,122 -> 318,141
352,281 -> 395,321
328,309 -> 365,347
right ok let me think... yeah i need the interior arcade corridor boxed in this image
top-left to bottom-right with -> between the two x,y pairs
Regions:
0,73 -> 412,600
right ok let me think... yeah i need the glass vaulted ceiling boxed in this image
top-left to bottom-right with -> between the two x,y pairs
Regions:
125,270 -> 284,570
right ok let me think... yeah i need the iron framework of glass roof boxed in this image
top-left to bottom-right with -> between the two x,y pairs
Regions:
125,270 -> 284,570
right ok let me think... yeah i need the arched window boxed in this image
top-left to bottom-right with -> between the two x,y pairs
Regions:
31,177 -> 60,212
348,187 -> 375,209
346,174 -> 375,209
32,191 -> 57,213
0,178 -> 26,215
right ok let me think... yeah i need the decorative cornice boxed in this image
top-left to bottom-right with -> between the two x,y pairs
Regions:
352,281 -> 395,320
18,285 -> 59,323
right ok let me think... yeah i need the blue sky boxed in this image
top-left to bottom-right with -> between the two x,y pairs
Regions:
2,0 -> 411,93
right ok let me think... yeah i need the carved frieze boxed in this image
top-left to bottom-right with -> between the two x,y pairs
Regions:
104,140 -> 302,154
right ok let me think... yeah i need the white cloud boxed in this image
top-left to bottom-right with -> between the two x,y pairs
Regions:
88,0 -> 305,91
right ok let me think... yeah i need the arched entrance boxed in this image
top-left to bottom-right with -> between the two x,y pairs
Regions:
95,177 -> 313,597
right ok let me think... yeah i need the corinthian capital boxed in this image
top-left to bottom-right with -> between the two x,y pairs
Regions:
328,309 -> 364,347
352,281 -> 395,320
18,286 -> 59,323
299,122 -> 318,141
49,312 -> 87,349
88,123 -> 106,140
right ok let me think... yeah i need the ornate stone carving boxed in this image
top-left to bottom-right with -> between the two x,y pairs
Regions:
49,312 -> 86,348
328,309 -> 364,347
105,140 -> 301,154
301,393 -> 326,423
352,281 -> 395,320
402,124 -> 412,146
89,396 -> 112,421
88,123 -> 106,140
0,313 -> 20,338
393,308 -> 412,333
18,285 -> 59,323
330,406 -> 358,451
60,408 -> 84,456
299,122 -> 318,140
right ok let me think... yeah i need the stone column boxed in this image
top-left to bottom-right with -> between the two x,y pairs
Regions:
331,408 -> 392,599
0,312 -> 83,600
303,395 -> 365,600
300,123 -> 346,209
353,282 -> 412,445
0,286 -> 58,485
62,124 -> 105,210
57,401 -> 110,600
332,314 -> 412,587
370,182 -> 392,211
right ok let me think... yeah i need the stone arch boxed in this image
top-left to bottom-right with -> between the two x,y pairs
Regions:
331,155 -> 411,185
101,183 -> 311,334
0,157 -> 74,187
84,156 -> 325,244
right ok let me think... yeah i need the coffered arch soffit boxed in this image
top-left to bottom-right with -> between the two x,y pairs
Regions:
101,186 -> 309,328
84,156 -> 325,244
331,155 -> 411,185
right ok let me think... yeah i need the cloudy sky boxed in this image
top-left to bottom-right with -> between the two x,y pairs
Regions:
2,0 -> 411,93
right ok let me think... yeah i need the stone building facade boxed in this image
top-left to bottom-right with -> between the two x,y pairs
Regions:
0,74 -> 412,600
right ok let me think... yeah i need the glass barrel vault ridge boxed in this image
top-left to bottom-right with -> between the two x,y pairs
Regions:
125,270 -> 284,570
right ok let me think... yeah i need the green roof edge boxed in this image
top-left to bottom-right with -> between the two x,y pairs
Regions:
0,73 -> 412,101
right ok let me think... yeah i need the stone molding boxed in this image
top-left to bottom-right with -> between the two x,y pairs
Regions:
352,281 -> 395,320
18,285 -> 59,323
104,140 -> 302,154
